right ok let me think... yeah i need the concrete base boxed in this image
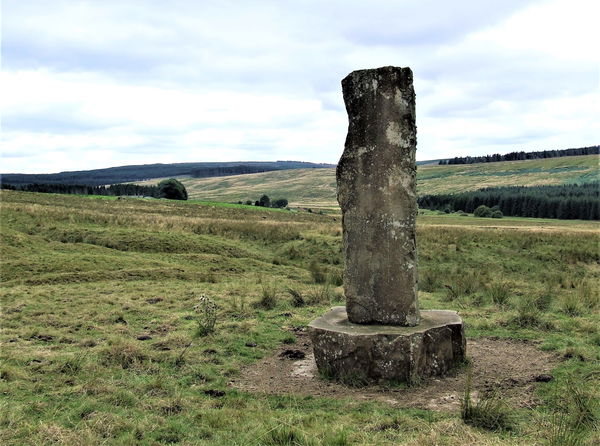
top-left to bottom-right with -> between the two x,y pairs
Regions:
308,307 -> 465,385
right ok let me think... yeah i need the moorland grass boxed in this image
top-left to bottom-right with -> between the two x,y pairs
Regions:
1,190 -> 599,445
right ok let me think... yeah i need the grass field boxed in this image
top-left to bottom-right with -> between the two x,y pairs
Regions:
1,190 -> 599,445
149,155 -> 599,208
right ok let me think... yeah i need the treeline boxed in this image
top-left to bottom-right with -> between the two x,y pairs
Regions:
191,165 -> 281,178
1,182 -> 159,197
418,183 -> 599,220
246,195 -> 288,208
439,145 -> 599,165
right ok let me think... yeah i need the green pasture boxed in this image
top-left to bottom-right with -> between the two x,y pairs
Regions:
0,191 -> 598,445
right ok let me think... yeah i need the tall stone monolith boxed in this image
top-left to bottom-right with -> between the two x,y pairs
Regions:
337,66 -> 419,326
308,66 -> 465,385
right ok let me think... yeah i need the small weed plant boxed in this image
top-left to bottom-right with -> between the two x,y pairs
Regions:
194,294 -> 218,336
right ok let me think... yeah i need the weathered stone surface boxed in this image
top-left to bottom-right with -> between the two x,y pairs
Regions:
309,66 -> 466,386
337,66 -> 418,325
309,307 -> 465,384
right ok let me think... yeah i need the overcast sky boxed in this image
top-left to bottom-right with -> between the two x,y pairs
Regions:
1,0 -> 598,173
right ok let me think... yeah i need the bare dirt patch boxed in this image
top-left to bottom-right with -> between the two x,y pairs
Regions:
231,331 -> 560,411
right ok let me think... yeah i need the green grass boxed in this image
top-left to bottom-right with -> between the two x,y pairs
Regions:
461,372 -> 514,432
137,155 -> 600,207
1,190 -> 599,445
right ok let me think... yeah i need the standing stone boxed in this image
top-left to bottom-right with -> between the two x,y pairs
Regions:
337,66 -> 419,326
308,66 -> 465,385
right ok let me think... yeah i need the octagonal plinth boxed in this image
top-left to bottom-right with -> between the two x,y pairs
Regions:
308,307 -> 465,384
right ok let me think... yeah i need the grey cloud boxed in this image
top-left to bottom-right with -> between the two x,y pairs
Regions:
418,49 -> 597,124
337,0 -> 541,46
472,133 -> 561,148
1,152 -> 32,159
5,1 -> 540,91
235,142 -> 279,156
3,111 -> 110,134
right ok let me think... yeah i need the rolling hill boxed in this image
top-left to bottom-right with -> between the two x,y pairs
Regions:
0,161 -> 334,186
160,154 -> 599,207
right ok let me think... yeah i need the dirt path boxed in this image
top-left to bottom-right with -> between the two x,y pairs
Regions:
231,331 -> 560,411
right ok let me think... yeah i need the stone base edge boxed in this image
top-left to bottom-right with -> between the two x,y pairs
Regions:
308,308 -> 466,385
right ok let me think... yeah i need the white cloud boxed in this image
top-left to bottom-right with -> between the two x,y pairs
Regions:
0,68 -> 345,172
1,0 -> 598,173
475,0 -> 599,62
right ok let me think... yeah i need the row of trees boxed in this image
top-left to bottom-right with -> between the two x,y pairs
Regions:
240,195 -> 288,208
191,165 -> 281,178
1,182 -> 159,196
1,178 -> 188,200
439,145 -> 599,165
474,205 -> 503,218
418,183 -> 599,220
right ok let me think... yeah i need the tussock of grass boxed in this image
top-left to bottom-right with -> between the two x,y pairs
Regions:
256,282 -> 279,310
545,376 -> 599,446
264,424 -> 314,446
561,294 -> 585,317
487,282 -> 511,307
287,287 -> 305,307
306,284 -> 334,305
100,340 -> 148,369
461,374 -> 514,432
577,280 -> 599,310
419,268 -> 441,292
308,259 -> 327,284
506,296 -> 556,329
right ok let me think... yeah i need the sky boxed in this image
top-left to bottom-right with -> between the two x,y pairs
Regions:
1,0 -> 598,174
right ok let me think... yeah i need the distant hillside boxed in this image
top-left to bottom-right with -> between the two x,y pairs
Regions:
179,168 -> 338,208
0,161 -> 335,186
172,154 -> 599,207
